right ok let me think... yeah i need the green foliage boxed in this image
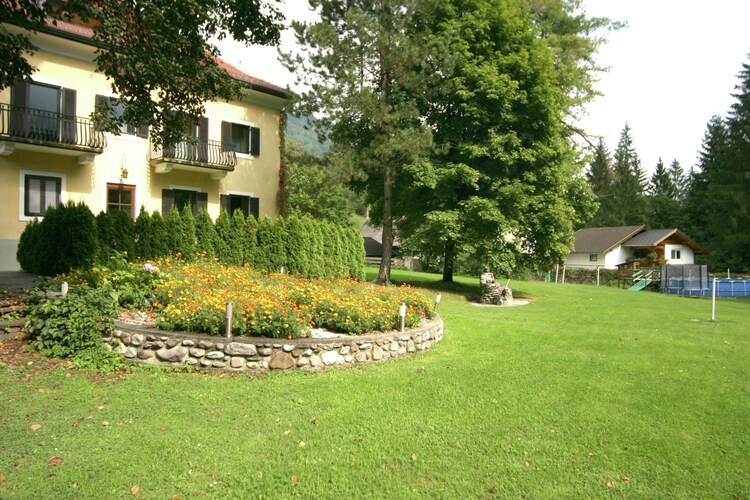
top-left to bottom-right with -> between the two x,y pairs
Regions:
165,206 -> 185,257
72,347 -> 127,373
194,208 -> 217,259
16,218 -> 42,275
243,214 -> 259,267
150,209 -> 170,258
224,209 -> 247,267
24,282 -> 120,359
179,204 -> 197,261
96,210 -> 135,261
213,209 -> 231,264
17,202 -> 99,276
63,252 -> 165,309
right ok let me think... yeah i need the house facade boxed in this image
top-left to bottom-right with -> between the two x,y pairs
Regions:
0,21 -> 288,271
564,226 -> 703,270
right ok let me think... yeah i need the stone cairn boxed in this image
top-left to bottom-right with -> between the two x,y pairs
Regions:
480,272 -> 513,305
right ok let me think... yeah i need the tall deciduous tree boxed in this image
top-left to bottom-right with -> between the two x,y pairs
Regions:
284,0 -> 439,283
394,0 -> 606,280
2,1 -> 283,146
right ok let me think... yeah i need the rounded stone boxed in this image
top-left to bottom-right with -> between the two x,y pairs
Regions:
225,342 -> 257,356
189,347 -> 206,358
205,351 -> 225,360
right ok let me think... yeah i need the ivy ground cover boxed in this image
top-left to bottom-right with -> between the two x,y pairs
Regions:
151,259 -> 435,338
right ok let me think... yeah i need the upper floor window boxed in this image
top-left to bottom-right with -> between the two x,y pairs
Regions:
670,249 -> 681,260
222,121 -> 259,156
11,81 -> 76,142
95,95 -> 149,138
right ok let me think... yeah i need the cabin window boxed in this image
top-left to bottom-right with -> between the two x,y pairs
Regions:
589,254 -> 598,262
670,249 -> 681,260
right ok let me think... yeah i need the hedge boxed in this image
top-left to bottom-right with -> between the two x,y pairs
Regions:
17,203 -> 365,280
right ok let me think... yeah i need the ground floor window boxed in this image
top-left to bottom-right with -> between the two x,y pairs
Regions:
161,188 -> 208,216
220,194 -> 259,219
107,183 -> 136,218
589,253 -> 598,262
24,174 -> 61,217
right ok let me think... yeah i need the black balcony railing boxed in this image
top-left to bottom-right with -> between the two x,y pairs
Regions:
0,103 -> 106,151
151,138 -> 237,170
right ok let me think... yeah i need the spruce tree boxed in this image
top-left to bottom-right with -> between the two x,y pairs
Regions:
586,137 -> 615,227
611,123 -> 647,225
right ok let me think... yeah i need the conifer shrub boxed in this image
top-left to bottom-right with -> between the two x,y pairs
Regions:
253,217 -> 274,272
19,202 -> 99,276
96,211 -> 116,261
244,214 -> 259,267
150,209 -> 170,258
134,208 -> 154,260
165,206 -> 185,257
224,209 -> 247,266
213,209 -> 231,264
194,208 -> 217,259
16,219 -> 42,274
179,204 -> 197,261
112,209 -> 136,259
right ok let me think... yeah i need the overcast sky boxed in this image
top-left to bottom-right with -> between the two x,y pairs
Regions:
217,1 -> 750,174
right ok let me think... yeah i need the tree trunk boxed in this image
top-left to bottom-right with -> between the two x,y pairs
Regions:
441,238 -> 455,282
377,164 -> 394,284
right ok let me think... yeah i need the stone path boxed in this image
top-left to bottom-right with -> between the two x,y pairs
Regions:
0,271 -> 38,293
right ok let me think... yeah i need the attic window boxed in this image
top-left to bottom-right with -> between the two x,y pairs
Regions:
671,249 -> 681,260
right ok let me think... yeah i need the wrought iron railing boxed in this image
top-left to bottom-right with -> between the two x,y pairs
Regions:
0,103 -> 106,150
151,138 -> 236,169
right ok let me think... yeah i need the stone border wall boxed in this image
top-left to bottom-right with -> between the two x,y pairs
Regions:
105,317 -> 443,372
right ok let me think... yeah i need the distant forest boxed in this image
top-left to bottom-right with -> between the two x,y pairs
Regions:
286,114 -> 330,156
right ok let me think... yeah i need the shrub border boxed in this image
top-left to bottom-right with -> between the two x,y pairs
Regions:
105,317 -> 444,372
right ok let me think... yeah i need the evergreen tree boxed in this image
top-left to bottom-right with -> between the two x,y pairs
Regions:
668,159 -> 688,201
214,210 -> 231,265
610,123 -> 647,225
134,207 -> 153,260
646,158 -> 682,229
150,210 -> 170,258
585,137 -> 615,227
194,208 -> 217,259
244,214 -> 259,268
95,211 -> 116,261
165,206 -> 184,257
179,204 -> 197,261
649,158 -> 676,197
225,209 -> 247,267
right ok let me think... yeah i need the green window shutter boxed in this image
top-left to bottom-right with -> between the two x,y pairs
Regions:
221,121 -> 231,148
250,126 -> 260,156
249,197 -> 259,220
195,192 -> 208,216
162,189 -> 174,216
220,194 -> 230,214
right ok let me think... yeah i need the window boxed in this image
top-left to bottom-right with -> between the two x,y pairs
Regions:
161,188 -> 208,216
670,249 -> 681,260
95,95 -> 148,138
222,121 -> 260,156
24,174 -> 61,217
11,81 -> 76,142
589,254 -> 598,262
220,194 -> 259,219
107,184 -> 136,218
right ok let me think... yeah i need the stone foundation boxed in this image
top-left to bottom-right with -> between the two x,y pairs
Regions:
105,317 -> 444,372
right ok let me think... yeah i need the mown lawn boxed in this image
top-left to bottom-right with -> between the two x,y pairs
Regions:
1,269 -> 749,498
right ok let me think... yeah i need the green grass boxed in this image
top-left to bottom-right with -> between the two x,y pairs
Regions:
1,268 -> 749,498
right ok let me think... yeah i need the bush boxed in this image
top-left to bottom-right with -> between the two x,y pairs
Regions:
24,282 -> 120,358
16,218 -> 42,274
194,208 -> 217,259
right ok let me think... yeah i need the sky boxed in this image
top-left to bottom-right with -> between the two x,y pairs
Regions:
217,1 -> 750,174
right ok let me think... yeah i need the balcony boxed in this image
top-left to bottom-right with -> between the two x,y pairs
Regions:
150,139 -> 236,179
0,103 -> 106,163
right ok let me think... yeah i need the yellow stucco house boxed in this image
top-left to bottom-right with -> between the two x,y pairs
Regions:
0,20 -> 288,271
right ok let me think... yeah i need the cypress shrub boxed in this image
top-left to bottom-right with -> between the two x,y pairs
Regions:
268,216 -> 289,273
112,209 -> 136,259
16,219 -> 42,274
224,209 -> 246,266
179,204 -> 197,261
283,214 -> 306,275
253,217 -> 274,273
214,209 -> 231,265
165,206 -> 185,257
39,202 -> 98,276
346,227 -> 366,281
150,210 -> 170,259
134,208 -> 153,260
95,211 -> 116,261
194,208 -> 217,259
298,216 -> 321,277
244,214 -> 259,268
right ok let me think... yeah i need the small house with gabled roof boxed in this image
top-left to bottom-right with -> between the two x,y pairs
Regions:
565,226 -> 704,269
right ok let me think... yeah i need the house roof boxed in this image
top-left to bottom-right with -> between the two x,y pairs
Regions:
622,228 -> 704,253
571,225 -> 646,253
39,18 -> 288,99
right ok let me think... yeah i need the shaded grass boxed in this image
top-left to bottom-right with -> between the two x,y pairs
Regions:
1,269 -> 749,497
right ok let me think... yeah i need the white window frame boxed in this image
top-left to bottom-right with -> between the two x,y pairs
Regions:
226,118 -> 257,160
19,169 -> 66,221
